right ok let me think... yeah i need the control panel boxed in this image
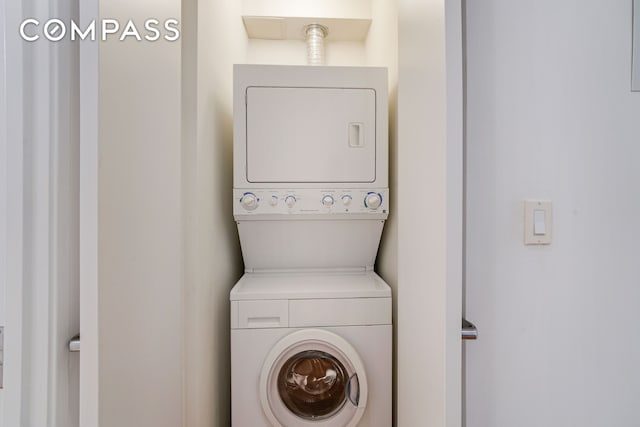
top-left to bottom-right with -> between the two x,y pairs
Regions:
234,188 -> 389,216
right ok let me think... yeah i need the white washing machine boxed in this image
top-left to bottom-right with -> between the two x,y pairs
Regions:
231,271 -> 392,427
231,65 -> 391,426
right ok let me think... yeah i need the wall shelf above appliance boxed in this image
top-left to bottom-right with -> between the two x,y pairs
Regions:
241,0 -> 372,41
242,16 -> 372,41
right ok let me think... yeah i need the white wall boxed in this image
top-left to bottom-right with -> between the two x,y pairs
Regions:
465,1 -> 640,425
247,40 -> 367,65
183,1 -> 246,426
366,0 -> 399,422
98,1 -> 183,425
368,2 -> 398,287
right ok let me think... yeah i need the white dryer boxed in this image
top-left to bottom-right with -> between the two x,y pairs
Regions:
231,271 -> 392,427
232,64 -> 389,272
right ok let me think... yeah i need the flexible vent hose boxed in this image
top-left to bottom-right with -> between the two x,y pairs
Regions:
305,24 -> 328,66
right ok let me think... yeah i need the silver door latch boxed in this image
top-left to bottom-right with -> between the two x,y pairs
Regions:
68,334 -> 80,352
462,319 -> 478,340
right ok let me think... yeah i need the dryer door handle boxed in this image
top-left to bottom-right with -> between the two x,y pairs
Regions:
346,373 -> 360,406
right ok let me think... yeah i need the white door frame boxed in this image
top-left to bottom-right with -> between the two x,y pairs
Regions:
0,2 -> 23,426
397,0 -> 464,425
78,0 -> 100,424
2,0 -> 99,425
3,1 -> 28,424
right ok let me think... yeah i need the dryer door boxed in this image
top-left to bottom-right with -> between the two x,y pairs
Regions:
245,86 -> 376,184
259,329 -> 368,427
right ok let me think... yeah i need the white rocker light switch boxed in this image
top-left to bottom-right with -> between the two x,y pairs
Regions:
525,201 -> 552,245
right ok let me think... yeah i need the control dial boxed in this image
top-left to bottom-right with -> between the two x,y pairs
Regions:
364,192 -> 383,210
285,195 -> 297,208
322,195 -> 335,207
268,195 -> 278,206
240,192 -> 259,211
342,195 -> 352,206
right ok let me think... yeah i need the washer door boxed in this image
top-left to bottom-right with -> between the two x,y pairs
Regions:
260,329 -> 368,427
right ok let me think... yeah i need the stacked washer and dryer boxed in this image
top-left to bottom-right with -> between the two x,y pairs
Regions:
230,64 -> 391,427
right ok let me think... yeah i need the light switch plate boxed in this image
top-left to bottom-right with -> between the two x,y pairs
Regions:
524,200 -> 552,245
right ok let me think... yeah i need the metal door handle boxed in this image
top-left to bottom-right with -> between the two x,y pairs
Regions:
68,334 -> 80,352
462,319 -> 478,340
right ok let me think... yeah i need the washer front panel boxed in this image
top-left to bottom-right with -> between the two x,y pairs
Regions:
231,325 -> 392,427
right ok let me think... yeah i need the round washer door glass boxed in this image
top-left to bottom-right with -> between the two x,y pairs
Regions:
277,350 -> 348,420
260,329 -> 368,427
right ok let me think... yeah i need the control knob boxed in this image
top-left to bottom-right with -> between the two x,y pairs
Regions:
364,192 -> 382,210
240,192 -> 259,211
285,195 -> 297,208
342,195 -> 352,206
322,195 -> 335,207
